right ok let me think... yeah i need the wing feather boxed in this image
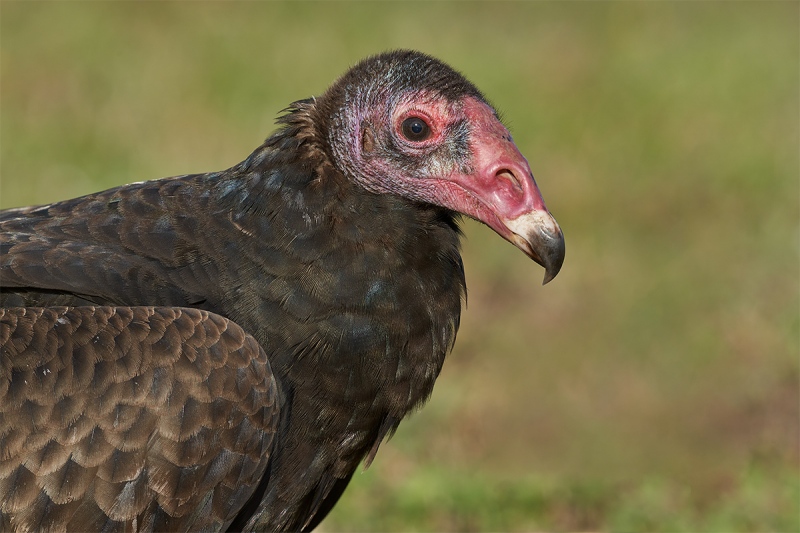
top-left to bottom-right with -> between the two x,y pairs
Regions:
0,178 -> 219,309
0,306 -> 280,531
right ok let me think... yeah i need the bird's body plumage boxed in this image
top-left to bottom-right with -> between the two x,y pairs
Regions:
0,51 -> 563,531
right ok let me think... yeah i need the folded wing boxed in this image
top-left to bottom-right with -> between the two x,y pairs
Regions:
0,306 -> 280,532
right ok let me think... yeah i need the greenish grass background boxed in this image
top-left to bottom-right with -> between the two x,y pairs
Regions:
1,2 -> 797,531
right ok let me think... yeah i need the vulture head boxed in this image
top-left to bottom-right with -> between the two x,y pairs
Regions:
315,50 -> 564,283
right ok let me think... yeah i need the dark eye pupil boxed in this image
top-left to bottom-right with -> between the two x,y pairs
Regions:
401,117 -> 430,141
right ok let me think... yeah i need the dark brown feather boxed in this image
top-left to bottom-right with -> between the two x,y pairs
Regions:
0,307 -> 280,531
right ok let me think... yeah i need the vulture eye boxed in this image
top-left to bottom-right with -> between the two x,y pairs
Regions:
401,117 -> 431,142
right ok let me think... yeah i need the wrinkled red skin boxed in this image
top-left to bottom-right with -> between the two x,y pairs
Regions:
353,94 -> 549,220
431,97 -> 551,241
385,96 -> 554,254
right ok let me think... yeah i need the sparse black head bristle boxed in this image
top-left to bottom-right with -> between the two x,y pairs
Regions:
325,50 -> 486,106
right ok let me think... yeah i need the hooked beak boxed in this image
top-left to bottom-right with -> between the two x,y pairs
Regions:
504,209 -> 565,284
482,170 -> 565,284
447,99 -> 565,284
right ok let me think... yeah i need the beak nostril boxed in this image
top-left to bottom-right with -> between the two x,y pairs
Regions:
496,169 -> 522,193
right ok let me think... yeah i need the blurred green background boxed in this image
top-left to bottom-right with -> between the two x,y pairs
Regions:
1,2 -> 797,531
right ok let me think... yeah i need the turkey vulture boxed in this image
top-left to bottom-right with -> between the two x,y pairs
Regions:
0,50 -> 564,531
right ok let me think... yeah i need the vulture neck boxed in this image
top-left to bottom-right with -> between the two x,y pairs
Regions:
221,105 -> 467,529
220,104 -> 467,419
